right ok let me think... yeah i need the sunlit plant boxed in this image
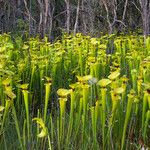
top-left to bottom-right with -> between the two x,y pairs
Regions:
0,33 -> 149,149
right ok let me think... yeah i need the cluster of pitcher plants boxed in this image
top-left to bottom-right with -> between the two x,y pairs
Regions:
0,33 -> 150,149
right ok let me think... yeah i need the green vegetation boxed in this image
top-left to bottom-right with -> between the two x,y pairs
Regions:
0,33 -> 150,149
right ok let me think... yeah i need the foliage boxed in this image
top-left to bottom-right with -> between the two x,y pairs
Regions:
0,33 -> 150,149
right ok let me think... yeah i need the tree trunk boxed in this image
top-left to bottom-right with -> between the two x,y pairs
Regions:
74,0 -> 80,35
37,0 -> 54,38
65,0 -> 70,34
81,0 -> 86,34
23,0 -> 33,36
139,0 -> 150,36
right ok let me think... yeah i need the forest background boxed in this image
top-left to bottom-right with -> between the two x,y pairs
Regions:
0,0 -> 150,39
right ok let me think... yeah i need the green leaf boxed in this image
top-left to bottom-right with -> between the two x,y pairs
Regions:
99,44 -> 107,49
0,69 -> 14,76
108,71 -> 120,80
81,84 -> 90,89
44,76 -> 52,83
0,106 -> 5,112
114,87 -> 125,94
4,90 -> 16,99
33,118 -> 45,129
97,79 -> 112,87
2,78 -> 11,86
22,44 -> 29,50
57,88 -> 71,97
77,75 -> 93,83
37,129 -> 47,138
6,43 -> 14,49
131,69 -> 137,75
69,82 -> 80,89
20,84 -> 29,90
90,38 -> 99,45
32,118 -> 48,138
121,76 -> 128,83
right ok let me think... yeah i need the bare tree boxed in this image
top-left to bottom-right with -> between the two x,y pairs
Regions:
37,0 -> 55,38
23,0 -> 32,36
80,0 -> 98,35
81,0 -> 87,34
74,0 -> 80,35
65,0 -> 70,34
0,0 -> 149,37
139,0 -> 150,36
100,0 -> 117,34
122,0 -> 128,22
99,0 -> 127,34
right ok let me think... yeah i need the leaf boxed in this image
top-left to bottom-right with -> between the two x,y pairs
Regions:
57,88 -> 71,97
22,44 -> 29,50
0,64 -> 3,69
6,43 -> 14,49
44,76 -> 52,83
97,79 -> 111,87
88,57 -> 96,63
0,69 -> 14,76
147,110 -> 150,119
37,129 -> 47,138
0,54 -> 8,59
114,87 -> 125,94
81,84 -> 90,89
142,83 -> 150,91
77,75 -> 93,83
76,33 -> 82,37
4,89 -> 16,99
32,118 -> 44,127
131,69 -> 137,75
128,89 -> 136,99
148,96 -> 150,108
108,71 -> 120,80
32,118 -> 48,138
69,82 -> 80,89
134,97 -> 139,103
99,44 -> 107,49
2,78 -> 12,86
0,106 -> 5,112
90,38 -> 99,45
20,84 -> 29,90
121,76 -> 128,83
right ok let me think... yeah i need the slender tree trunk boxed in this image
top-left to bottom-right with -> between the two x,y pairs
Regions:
65,0 -> 70,34
37,0 -> 54,38
119,0 -> 128,30
37,0 -> 44,37
43,0 -> 49,36
102,0 -> 113,34
122,0 -> 128,22
23,0 -> 32,36
139,0 -> 150,36
48,5 -> 54,39
74,0 -> 80,35
81,0 -> 87,34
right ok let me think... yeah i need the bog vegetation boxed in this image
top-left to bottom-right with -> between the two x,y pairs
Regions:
0,33 -> 150,149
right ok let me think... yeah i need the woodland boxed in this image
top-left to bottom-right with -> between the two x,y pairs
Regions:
0,0 -> 150,38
